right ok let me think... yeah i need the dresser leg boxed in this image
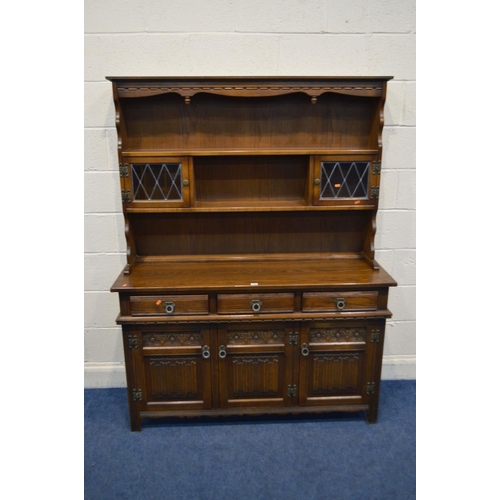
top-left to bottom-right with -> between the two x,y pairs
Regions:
366,403 -> 379,424
128,397 -> 142,431
130,412 -> 142,432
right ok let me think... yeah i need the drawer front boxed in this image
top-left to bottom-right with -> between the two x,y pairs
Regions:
130,294 -> 209,316
302,291 -> 378,312
217,293 -> 295,314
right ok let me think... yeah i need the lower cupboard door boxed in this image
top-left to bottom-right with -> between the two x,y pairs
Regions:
217,323 -> 294,409
136,326 -> 213,411
298,322 -> 371,406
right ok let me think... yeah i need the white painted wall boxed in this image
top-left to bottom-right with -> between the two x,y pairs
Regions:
84,0 -> 416,386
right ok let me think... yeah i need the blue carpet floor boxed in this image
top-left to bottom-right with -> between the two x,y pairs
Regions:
85,380 -> 415,500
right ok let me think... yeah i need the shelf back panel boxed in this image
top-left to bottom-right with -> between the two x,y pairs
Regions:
194,155 -> 308,203
130,211 -> 371,257
121,93 -> 379,152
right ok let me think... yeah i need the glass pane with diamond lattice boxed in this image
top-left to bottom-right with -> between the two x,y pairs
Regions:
131,163 -> 183,201
320,162 -> 370,199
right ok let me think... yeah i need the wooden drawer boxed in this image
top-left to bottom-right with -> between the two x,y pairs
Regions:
302,291 -> 378,312
217,293 -> 295,314
130,294 -> 209,316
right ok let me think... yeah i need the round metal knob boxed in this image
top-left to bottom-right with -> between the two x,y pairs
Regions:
301,343 -> 309,357
164,302 -> 176,314
250,300 -> 262,313
183,179 -> 189,186
335,298 -> 346,310
202,345 -> 210,359
218,345 -> 227,359
314,178 -> 320,185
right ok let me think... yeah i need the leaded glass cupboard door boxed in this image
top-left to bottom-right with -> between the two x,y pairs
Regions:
312,156 -> 379,207
121,156 -> 192,208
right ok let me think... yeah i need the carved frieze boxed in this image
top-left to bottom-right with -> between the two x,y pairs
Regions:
116,83 -> 383,99
232,355 -> 280,365
227,329 -> 285,345
142,332 -> 202,347
309,328 -> 367,344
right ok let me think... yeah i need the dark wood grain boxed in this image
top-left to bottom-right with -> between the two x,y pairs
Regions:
217,293 -> 295,314
120,92 -> 380,152
130,294 -> 209,316
302,291 -> 379,313
194,155 -> 309,204
112,258 -> 396,293
128,211 -> 372,257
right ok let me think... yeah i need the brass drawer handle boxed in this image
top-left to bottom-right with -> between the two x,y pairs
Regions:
335,298 -> 346,310
219,345 -> 227,359
202,345 -> 210,359
164,301 -> 176,314
250,299 -> 262,313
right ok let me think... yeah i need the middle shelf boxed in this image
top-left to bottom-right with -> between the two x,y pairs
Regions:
194,155 -> 309,205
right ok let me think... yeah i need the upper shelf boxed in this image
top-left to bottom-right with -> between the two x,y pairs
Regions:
115,91 -> 385,152
121,148 -> 379,157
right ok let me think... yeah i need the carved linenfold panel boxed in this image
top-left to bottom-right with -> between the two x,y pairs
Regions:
310,352 -> 363,396
232,356 -> 280,365
229,355 -> 281,399
146,356 -> 199,401
226,329 -> 285,345
309,328 -> 367,344
313,353 -> 360,362
148,357 -> 197,366
142,332 -> 202,347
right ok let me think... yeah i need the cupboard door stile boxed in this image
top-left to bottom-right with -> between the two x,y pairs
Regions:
122,326 -> 146,431
209,323 -> 220,410
365,320 -> 387,423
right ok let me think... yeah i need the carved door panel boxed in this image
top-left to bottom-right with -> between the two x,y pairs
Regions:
128,324 -> 212,412
217,322 -> 296,408
298,321 -> 374,407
